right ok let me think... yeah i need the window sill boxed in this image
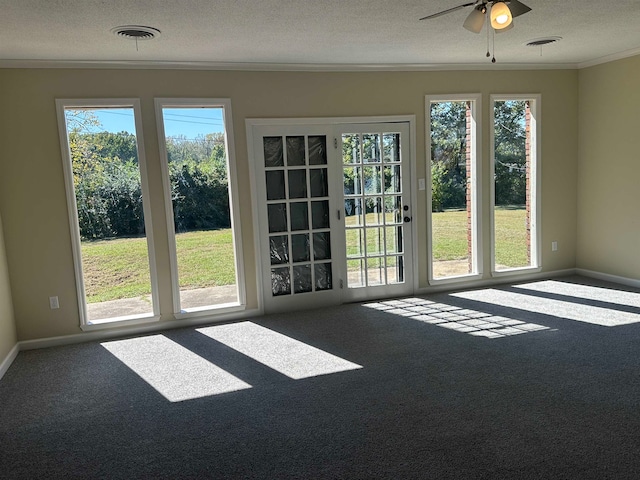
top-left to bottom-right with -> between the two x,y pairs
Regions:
174,303 -> 246,320
491,266 -> 542,278
81,314 -> 160,332
429,273 -> 483,286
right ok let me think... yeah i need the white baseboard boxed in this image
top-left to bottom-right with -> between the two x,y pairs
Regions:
576,269 -> 640,289
18,307 -> 261,351
0,343 -> 19,381
415,268 -> 577,295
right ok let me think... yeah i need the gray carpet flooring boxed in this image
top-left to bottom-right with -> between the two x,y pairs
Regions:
2,275 -> 640,479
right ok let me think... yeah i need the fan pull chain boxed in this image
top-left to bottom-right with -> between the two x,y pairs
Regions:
486,21 -> 491,58
491,27 -> 496,63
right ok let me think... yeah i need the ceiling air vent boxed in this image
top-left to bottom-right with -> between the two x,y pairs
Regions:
525,37 -> 562,47
111,25 -> 161,41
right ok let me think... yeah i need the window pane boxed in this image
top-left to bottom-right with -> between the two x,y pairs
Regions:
161,105 -> 239,309
310,168 -> 328,198
429,100 -> 475,279
64,106 -> 154,323
314,263 -> 333,291
493,100 -> 532,271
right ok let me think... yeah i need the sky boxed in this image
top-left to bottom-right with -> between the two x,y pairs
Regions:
87,107 -> 225,139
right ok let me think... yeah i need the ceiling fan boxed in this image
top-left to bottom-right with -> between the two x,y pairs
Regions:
420,0 -> 532,33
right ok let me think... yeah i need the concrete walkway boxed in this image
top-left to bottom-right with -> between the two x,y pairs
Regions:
87,285 -> 238,321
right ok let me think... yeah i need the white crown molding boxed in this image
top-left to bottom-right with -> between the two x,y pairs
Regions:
577,46 -> 640,69
0,58 -> 582,72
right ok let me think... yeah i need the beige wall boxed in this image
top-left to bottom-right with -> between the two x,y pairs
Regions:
0,68 -> 579,342
0,212 -> 17,361
577,55 -> 640,278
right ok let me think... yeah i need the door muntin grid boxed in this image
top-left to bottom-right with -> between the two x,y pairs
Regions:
343,132 -> 406,288
264,135 -> 333,297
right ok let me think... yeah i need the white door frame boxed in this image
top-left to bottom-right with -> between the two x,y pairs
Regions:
246,115 -> 418,313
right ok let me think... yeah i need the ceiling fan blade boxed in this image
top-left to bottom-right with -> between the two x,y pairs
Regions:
419,2 -> 475,21
463,7 -> 486,34
507,0 -> 532,17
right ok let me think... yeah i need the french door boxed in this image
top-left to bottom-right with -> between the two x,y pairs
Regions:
250,120 -> 414,313
337,123 -> 414,302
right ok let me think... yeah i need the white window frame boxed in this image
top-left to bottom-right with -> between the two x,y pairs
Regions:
56,98 -> 160,330
489,94 -> 542,277
426,94 -> 483,285
155,98 -> 246,317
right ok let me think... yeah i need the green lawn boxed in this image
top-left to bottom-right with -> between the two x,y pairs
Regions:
82,208 -> 529,303
81,229 -> 236,303
431,207 -> 529,267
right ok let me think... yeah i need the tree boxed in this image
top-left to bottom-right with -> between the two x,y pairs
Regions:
429,101 -> 467,211
494,100 -> 527,206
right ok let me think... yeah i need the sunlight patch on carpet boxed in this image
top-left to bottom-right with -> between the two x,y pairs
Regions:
513,281 -> 640,310
102,335 -> 251,402
364,298 -> 549,338
197,322 -> 362,379
453,285 -> 640,327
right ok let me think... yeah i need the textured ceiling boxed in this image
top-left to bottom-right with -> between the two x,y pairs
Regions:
0,0 -> 639,69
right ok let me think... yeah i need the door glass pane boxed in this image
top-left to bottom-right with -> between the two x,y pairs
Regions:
268,203 -> 288,233
367,257 -> 384,285
345,198 -> 363,226
288,170 -> 307,199
291,234 -> 310,262
342,134 -> 360,164
270,235 -> 289,265
366,227 -> 384,255
347,259 -> 364,288
384,165 -> 401,193
311,201 -> 329,229
63,106 -> 154,323
363,166 -> 382,194
313,232 -> 331,260
264,137 -> 284,167
286,136 -> 306,166
363,134 -> 380,163
290,202 -> 309,231
385,226 -> 403,254
346,228 -> 364,257
310,168 -> 328,197
293,265 -> 313,293
308,136 -> 327,165
266,170 -> 286,200
271,267 -> 291,296
160,105 -> 240,310
315,263 -> 333,291
383,133 -> 400,162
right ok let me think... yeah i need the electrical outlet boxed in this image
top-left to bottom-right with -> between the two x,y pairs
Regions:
49,296 -> 60,309
551,241 -> 558,252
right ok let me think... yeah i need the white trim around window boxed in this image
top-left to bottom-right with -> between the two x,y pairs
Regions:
489,94 -> 542,277
155,98 -> 246,317
55,98 -> 160,329
425,94 -> 483,285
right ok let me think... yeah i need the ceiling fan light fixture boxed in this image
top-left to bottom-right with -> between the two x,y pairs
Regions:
463,6 -> 486,33
490,2 -> 512,30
